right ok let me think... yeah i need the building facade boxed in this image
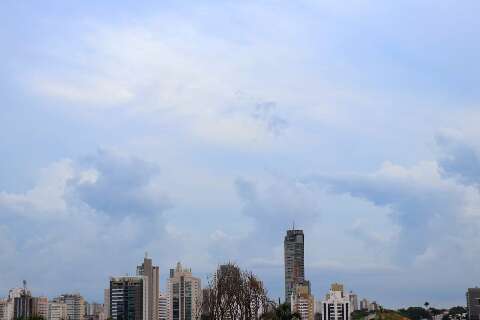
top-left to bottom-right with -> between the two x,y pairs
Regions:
136,256 -> 159,320
284,229 -> 305,302
0,299 -> 8,320
48,302 -> 68,320
158,294 -> 168,320
53,294 -> 85,320
32,297 -> 49,319
104,289 -> 110,319
348,293 -> 358,312
359,299 -> 368,311
322,284 -> 350,320
110,276 -> 148,320
168,262 -> 201,320
291,281 -> 314,320
467,288 -> 480,320
13,289 -> 33,320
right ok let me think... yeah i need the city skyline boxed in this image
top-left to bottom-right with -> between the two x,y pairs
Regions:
1,0 -> 480,309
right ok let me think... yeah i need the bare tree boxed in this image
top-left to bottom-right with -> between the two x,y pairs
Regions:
200,262 -> 269,320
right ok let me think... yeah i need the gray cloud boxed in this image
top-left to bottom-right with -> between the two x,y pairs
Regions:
0,151 -> 173,300
68,149 -> 171,217
307,161 -> 469,264
436,132 -> 480,186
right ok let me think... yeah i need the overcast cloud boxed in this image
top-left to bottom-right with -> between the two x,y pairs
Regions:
1,0 -> 480,309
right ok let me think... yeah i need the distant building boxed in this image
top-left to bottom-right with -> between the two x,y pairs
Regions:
137,255 -> 159,320
104,289 -> 110,319
348,293 -> 358,312
359,299 -> 369,311
291,281 -> 314,320
32,297 -> 49,319
85,302 -> 105,320
467,288 -> 480,320
158,294 -> 168,320
368,302 -> 378,312
53,294 -> 85,320
48,302 -> 68,320
110,276 -> 147,320
322,283 -> 350,320
284,229 -> 305,302
168,262 -> 201,320
0,299 -> 8,320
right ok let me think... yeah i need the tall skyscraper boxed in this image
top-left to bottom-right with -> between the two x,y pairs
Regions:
467,288 -> 480,320
168,262 -> 201,320
322,284 -> 350,320
284,229 -> 305,302
53,294 -> 85,320
291,281 -> 314,320
110,276 -> 148,320
136,255 -> 159,320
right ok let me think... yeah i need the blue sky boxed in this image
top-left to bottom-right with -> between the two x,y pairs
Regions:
1,0 -> 480,308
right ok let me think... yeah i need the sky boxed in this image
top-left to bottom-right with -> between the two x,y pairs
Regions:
1,0 -> 480,309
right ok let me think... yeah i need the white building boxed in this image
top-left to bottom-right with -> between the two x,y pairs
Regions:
348,293 -> 358,312
104,289 -> 110,319
158,294 -> 168,320
168,262 -> 201,320
48,302 -> 68,320
54,294 -> 85,320
321,284 -> 351,320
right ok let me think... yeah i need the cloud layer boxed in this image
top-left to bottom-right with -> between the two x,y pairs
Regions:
1,0 -> 480,309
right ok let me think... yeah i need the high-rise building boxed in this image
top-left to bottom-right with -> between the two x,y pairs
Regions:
32,297 -> 49,319
104,289 -> 110,319
284,229 -> 305,302
467,288 -> 480,320
291,281 -> 314,320
13,288 -> 33,320
53,294 -> 85,320
110,276 -> 148,320
5,288 -> 30,320
168,262 -> 201,320
322,284 -> 350,320
136,255 -> 159,320
48,302 -> 68,320
158,294 -> 168,320
359,299 -> 368,311
348,293 -> 358,312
